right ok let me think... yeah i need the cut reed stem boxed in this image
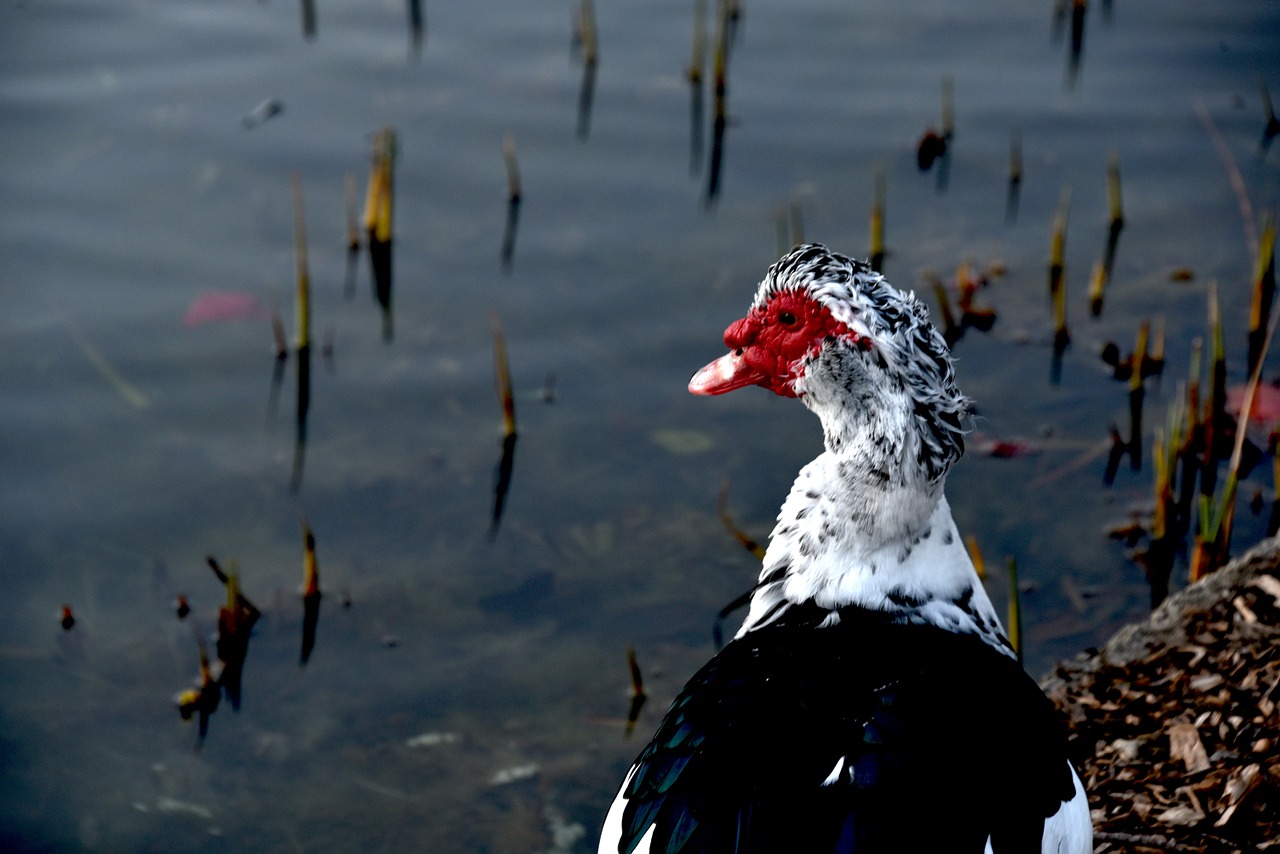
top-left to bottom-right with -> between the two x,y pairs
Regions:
870,163 -> 885,273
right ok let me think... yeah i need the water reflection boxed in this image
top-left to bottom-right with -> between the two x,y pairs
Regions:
241,98 -> 283,130
1068,0 -> 1090,89
687,0 -> 707,175
406,0 -> 425,58
3,0 -> 1279,849
300,0 -> 316,41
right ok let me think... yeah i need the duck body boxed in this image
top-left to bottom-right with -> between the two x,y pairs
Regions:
600,245 -> 1091,854
602,602 -> 1084,853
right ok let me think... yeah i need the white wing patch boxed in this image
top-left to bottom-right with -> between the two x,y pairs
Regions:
983,762 -> 1092,854
821,756 -> 847,787
598,765 -> 640,854
1041,763 -> 1092,854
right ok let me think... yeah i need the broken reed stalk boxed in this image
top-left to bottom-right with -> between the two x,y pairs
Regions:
1262,78 -> 1280,152
1194,98 -> 1258,260
956,261 -> 975,313
1200,283 -> 1226,499
345,174 -> 360,251
870,163 -> 886,273
627,646 -> 645,698
579,0 -> 598,66
965,535 -> 986,581
488,314 -> 519,538
503,133 -> 522,204
1052,265 -> 1070,348
775,206 -> 789,258
1200,267 -> 1280,578
492,314 -> 517,439
702,0 -> 730,202
1144,422 -> 1178,606
940,73 -> 954,139
364,130 -> 396,246
290,174 -> 312,494
926,271 -> 959,346
1049,189 -> 1071,361
291,174 -> 310,353
1006,129 -> 1022,224
302,520 -> 320,598
270,297 -> 288,360
1103,151 -> 1125,264
1006,556 -> 1022,665
1127,320 -> 1148,472
205,556 -> 260,618
1187,280 -> 1280,581
687,0 -> 706,84
344,174 -> 360,298
1009,131 -> 1022,184
1272,437 -> 1280,537
1096,154 -> 1124,317
1049,188 -> 1070,305
1103,423 -> 1125,486
65,321 -> 151,410
1247,215 -> 1276,377
1151,428 -> 1168,533
625,646 -> 647,737
1159,396 -> 1185,543
712,0 -> 728,97
1148,316 -> 1166,380
364,128 -> 396,339
501,134 -> 522,271
1107,152 -> 1124,228
789,202 -> 804,246
300,519 -> 321,665
1088,261 -> 1107,318
1175,340 -> 1204,537
717,480 -> 766,560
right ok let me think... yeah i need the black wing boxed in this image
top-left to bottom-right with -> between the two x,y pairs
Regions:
615,605 -> 1076,853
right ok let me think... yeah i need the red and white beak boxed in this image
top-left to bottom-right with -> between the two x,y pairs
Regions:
688,349 -> 770,396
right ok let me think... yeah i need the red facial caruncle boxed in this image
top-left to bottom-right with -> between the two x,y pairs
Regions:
689,289 -> 867,398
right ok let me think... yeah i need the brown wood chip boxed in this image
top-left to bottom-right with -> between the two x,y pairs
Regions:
1232,596 -> 1259,624
1251,574 -> 1280,601
1044,540 -> 1280,851
1168,722 -> 1212,774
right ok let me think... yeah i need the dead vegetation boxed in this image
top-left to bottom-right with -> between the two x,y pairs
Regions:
1044,538 -> 1280,852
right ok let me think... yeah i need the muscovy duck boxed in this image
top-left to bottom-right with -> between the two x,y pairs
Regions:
600,244 -> 1091,853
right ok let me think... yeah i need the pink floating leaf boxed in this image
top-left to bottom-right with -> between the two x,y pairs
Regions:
183,291 -> 267,327
971,434 -> 1038,459
1227,383 -> 1280,425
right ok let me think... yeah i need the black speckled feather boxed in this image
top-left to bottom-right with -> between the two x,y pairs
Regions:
615,603 -> 1076,854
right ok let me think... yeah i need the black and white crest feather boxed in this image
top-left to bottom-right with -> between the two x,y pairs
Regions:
756,244 -> 971,482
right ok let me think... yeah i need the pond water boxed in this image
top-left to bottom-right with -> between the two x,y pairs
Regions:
2,0 -> 1278,850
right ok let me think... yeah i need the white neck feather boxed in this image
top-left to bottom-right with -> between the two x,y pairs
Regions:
736,446 -> 1012,655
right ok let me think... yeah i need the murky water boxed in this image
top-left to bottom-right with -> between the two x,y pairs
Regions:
2,1 -> 1278,850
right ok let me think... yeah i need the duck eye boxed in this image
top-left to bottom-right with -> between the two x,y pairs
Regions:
778,311 -> 797,326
